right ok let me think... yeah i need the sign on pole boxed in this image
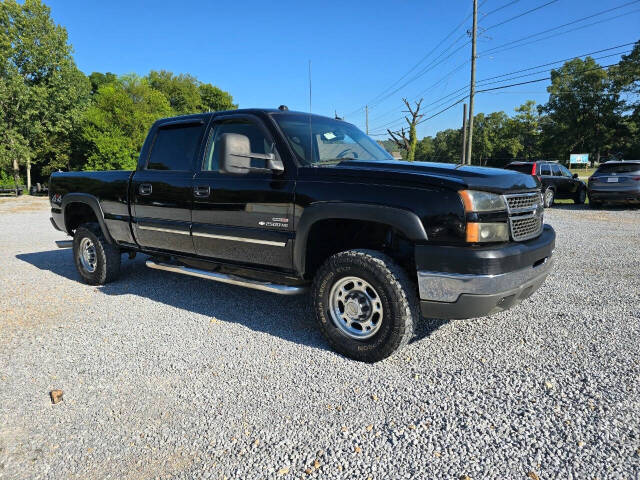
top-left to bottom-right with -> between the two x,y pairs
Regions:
569,153 -> 589,165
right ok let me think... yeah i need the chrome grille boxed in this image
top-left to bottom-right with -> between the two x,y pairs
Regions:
510,214 -> 542,241
503,192 -> 544,241
505,192 -> 540,212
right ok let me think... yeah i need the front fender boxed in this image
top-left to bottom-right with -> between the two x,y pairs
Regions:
293,202 -> 428,276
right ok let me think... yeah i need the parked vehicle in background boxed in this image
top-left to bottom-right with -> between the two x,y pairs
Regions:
587,160 -> 640,207
49,108 -> 555,362
505,161 -> 587,207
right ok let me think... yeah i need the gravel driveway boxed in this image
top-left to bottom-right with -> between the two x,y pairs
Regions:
1,197 -> 639,479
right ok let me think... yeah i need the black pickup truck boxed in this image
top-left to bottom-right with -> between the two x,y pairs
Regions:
49,108 -> 555,362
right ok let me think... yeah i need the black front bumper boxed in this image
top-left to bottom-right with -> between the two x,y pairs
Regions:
415,225 -> 555,319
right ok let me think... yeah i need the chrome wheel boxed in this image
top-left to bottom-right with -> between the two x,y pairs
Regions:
544,189 -> 554,207
79,237 -> 97,273
328,276 -> 383,340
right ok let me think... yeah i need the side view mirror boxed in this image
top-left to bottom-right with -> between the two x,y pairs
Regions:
219,133 -> 284,175
572,173 -> 579,179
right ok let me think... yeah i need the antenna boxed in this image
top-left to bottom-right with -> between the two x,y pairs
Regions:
308,60 -> 312,113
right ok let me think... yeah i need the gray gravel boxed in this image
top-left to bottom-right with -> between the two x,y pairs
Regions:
1,197 -> 639,479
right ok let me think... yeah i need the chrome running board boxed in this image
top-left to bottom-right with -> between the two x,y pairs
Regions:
145,259 -> 307,295
55,240 -> 73,248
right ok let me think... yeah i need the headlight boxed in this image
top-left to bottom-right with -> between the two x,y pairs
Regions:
466,222 -> 509,242
459,190 -> 507,212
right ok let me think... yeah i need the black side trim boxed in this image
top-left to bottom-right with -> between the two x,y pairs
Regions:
294,202 -> 428,275
415,225 -> 555,275
61,193 -> 114,244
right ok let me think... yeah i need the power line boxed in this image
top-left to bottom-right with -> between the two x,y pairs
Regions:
481,0 -> 640,56
367,42 -> 635,133
483,0 -> 559,31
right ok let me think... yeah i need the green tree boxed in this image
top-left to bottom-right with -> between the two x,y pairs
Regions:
511,100 -> 542,160
540,57 -> 622,164
432,129 -> 461,163
611,40 -> 640,158
82,75 -> 172,170
471,111 -> 521,166
89,71 -> 117,94
0,0 -> 90,186
147,70 -> 237,114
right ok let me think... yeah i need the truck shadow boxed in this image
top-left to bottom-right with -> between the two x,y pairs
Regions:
16,249 -> 446,352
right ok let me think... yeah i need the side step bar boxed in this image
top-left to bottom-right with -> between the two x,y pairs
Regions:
55,240 -> 73,248
145,259 -> 307,295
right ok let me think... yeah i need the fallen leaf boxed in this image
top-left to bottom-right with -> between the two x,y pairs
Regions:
371,394 -> 378,401
460,475 -> 472,480
366,424 -> 373,432
408,424 -> 416,430
433,451 -> 441,458
304,468 -> 312,475
527,472 -> 540,480
49,389 -> 63,404
354,446 -> 362,454
313,460 -> 320,469
277,466 -> 290,475
341,426 -> 348,432
545,381 -> 554,390
253,439 -> 260,447
578,441 -> 585,447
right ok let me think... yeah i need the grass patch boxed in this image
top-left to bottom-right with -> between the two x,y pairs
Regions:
569,167 -> 596,180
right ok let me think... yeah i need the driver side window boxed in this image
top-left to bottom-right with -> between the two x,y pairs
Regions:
203,119 -> 273,172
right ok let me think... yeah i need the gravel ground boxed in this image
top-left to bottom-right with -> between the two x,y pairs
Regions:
0,197 -> 639,479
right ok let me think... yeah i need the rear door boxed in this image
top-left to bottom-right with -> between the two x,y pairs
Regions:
131,119 -> 207,254
191,114 -> 295,270
538,163 -> 553,191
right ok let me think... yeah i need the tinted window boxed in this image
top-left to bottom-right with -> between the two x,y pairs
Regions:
551,164 -> 562,176
539,164 -> 551,176
559,165 -> 573,177
147,124 -> 204,171
505,164 -> 533,174
203,120 -> 273,172
595,163 -> 640,175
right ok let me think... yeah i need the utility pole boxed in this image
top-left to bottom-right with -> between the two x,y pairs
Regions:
461,103 -> 467,164
465,0 -> 478,165
365,105 -> 369,135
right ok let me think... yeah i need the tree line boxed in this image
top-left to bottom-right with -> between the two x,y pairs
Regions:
380,42 -> 640,167
0,0 -> 236,188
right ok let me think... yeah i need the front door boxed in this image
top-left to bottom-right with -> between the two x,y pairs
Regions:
131,120 -> 207,254
191,115 -> 295,270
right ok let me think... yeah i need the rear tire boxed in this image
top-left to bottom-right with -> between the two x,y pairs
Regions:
574,188 -> 586,204
543,188 -> 555,208
312,249 -> 417,363
73,223 -> 121,285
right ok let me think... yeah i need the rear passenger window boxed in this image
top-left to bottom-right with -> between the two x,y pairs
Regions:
552,164 -> 562,176
147,124 -> 205,171
539,164 -> 551,176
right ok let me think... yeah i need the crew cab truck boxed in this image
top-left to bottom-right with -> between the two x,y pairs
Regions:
49,108 -> 555,362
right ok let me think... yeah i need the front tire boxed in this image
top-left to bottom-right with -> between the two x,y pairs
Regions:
73,223 -> 121,285
574,188 -> 586,204
312,249 -> 416,362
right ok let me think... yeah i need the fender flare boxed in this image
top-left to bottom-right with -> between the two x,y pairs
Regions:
61,193 -> 115,244
293,202 -> 428,276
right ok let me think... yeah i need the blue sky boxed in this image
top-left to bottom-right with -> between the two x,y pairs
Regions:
48,0 -> 639,139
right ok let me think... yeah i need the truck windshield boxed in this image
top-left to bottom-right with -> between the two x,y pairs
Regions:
273,114 -> 393,166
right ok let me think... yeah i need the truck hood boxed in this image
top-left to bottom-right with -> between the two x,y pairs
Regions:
299,160 -> 540,193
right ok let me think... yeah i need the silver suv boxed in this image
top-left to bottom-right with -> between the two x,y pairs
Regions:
588,160 -> 640,207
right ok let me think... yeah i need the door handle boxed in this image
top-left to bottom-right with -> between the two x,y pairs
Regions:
193,185 -> 210,198
139,183 -> 152,195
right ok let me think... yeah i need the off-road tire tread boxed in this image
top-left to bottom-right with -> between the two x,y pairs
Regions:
73,223 -> 121,285
312,249 -> 417,362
